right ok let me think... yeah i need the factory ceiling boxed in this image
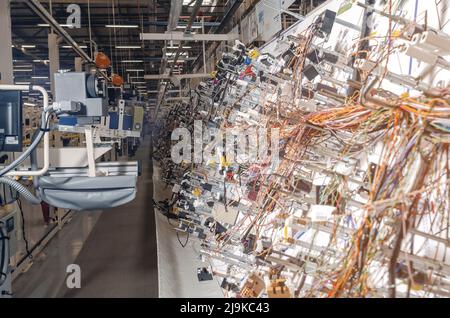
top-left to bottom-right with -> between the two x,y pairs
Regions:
10,0 -> 229,94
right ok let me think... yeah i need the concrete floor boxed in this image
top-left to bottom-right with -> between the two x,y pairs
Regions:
13,135 -> 158,298
58,136 -> 158,298
12,211 -> 101,298
153,164 -> 223,298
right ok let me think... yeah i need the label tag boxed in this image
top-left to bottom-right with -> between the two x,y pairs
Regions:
5,137 -> 19,145
172,184 -> 181,193
338,1 -> 353,16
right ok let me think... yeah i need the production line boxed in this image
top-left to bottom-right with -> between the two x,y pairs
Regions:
153,0 -> 450,298
0,53 -> 148,297
1,0 -> 450,300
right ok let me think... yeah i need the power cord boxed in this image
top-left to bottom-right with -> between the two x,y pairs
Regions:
16,199 -> 32,259
177,231 -> 189,248
0,221 -> 9,288
152,198 -> 190,248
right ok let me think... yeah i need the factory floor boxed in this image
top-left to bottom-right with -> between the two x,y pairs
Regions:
13,135 -> 158,298
153,164 -> 223,298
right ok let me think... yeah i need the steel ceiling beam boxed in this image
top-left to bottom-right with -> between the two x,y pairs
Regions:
155,0 -> 204,114
24,0 -> 92,63
168,0 -> 183,31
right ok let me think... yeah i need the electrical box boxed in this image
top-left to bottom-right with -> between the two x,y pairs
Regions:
133,106 -> 144,132
318,10 -> 336,38
303,64 -> 320,81
54,72 -> 108,118
0,91 -> 23,152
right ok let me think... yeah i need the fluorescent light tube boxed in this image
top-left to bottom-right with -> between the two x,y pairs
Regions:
106,25 -> 139,28
14,64 -> 33,68
62,45 -> 88,49
176,25 -> 202,29
116,45 -> 141,49
37,24 -> 73,27
167,46 -> 192,49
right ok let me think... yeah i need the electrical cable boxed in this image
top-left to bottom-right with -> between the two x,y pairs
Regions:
177,231 -> 189,248
0,110 -> 52,178
0,178 -> 41,205
153,5 -> 450,297
16,199 -> 32,259
0,221 -> 9,288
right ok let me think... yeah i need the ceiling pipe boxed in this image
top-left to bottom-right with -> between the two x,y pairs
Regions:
158,0 -> 184,80
169,0 -> 204,75
156,0 -> 203,114
191,0 -> 243,72
25,0 -> 92,62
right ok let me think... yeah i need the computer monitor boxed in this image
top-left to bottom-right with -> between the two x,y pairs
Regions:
0,90 -> 23,152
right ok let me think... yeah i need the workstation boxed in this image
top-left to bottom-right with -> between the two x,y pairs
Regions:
1,0 -> 450,300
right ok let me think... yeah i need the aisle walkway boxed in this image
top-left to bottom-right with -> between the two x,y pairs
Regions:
13,135 -> 158,298
60,136 -> 158,297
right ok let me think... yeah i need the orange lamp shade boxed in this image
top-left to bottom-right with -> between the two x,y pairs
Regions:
95,52 -> 111,69
112,74 -> 124,87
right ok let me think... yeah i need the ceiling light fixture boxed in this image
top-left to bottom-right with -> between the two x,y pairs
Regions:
167,46 -> 192,49
116,45 -> 141,49
176,25 -> 203,29
106,24 -> 139,28
62,45 -> 88,49
165,52 -> 188,57
37,23 -> 73,27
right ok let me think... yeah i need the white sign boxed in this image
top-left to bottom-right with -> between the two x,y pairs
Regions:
255,0 -> 296,42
